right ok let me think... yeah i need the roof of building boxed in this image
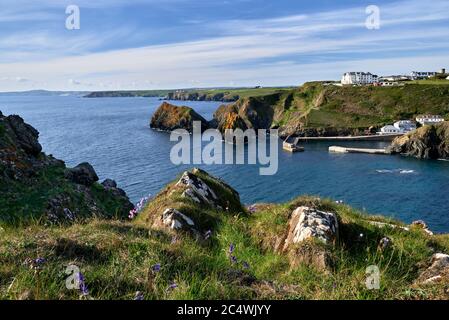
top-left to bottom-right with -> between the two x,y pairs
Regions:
344,72 -> 375,76
416,115 -> 444,119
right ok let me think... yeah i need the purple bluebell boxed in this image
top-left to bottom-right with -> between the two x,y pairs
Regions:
78,273 -> 89,296
242,261 -> 250,269
229,243 -> 235,254
151,263 -> 161,273
230,255 -> 238,264
167,282 -> 178,291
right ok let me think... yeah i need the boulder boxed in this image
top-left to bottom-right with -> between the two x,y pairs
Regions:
150,102 -> 209,133
416,253 -> 449,284
175,168 -> 241,211
176,171 -> 219,207
160,208 -> 199,236
281,206 -> 338,271
283,206 -> 338,251
64,162 -> 99,186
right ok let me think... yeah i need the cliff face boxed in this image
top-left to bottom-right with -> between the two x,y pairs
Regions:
0,111 -> 133,224
211,83 -> 449,137
389,122 -> 449,159
165,91 -> 239,102
150,102 -> 209,133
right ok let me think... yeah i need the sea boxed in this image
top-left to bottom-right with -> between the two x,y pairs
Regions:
1,94 -> 448,232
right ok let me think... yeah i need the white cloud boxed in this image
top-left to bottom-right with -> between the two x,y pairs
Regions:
1,0 -> 449,91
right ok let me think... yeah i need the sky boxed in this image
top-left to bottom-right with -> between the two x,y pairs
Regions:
0,0 -> 448,92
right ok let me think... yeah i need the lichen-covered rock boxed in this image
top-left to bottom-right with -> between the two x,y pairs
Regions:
388,122 -> 449,159
283,206 -> 338,251
65,162 -> 99,186
176,168 -> 241,211
150,102 -> 209,133
160,208 -> 199,235
416,253 -> 449,284
137,168 -> 244,238
176,171 -> 219,207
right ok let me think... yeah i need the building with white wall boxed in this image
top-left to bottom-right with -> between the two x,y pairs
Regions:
379,125 -> 401,135
416,115 -> 445,126
410,71 -> 437,80
341,72 -> 378,85
393,120 -> 416,133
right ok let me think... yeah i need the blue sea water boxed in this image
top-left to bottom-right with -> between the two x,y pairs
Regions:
1,95 -> 449,232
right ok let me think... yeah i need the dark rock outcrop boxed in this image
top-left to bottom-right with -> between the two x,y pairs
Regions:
388,122 -> 449,159
65,162 -> 99,186
165,91 -> 239,102
150,102 -> 209,133
0,111 -> 133,224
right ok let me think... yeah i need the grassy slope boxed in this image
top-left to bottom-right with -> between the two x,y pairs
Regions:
1,172 -> 448,300
257,82 -> 449,130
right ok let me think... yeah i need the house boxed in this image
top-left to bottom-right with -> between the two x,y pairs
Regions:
416,115 -> 445,126
410,71 -> 437,80
378,75 -> 410,82
283,136 -> 304,152
393,120 -> 416,133
379,125 -> 401,135
341,72 -> 378,85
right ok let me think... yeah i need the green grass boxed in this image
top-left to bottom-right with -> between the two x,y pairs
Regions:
1,180 -> 448,300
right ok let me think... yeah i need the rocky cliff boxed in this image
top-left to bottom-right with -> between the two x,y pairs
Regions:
0,111 -> 133,224
388,122 -> 449,159
165,91 -> 239,102
211,82 -> 449,137
150,102 -> 210,133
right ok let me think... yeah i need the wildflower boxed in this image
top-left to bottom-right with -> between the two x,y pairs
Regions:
230,255 -> 238,264
204,230 -> 212,240
134,291 -> 144,300
166,282 -> 178,291
151,263 -> 161,273
242,261 -> 250,269
129,194 -> 152,220
171,235 -> 178,244
26,257 -> 46,270
248,205 -> 257,214
78,273 -> 89,296
229,243 -> 235,254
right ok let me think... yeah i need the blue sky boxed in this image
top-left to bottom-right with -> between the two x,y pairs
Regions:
1,0 -> 448,91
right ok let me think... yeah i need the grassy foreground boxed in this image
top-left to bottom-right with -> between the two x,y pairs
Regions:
1,170 -> 448,300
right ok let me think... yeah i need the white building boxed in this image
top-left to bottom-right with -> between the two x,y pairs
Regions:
341,72 -> 378,85
394,120 -> 416,133
446,76 -> 449,80
416,115 -> 445,126
410,71 -> 437,80
379,125 -> 401,135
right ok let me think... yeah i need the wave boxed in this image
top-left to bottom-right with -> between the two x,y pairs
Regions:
376,169 -> 416,174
